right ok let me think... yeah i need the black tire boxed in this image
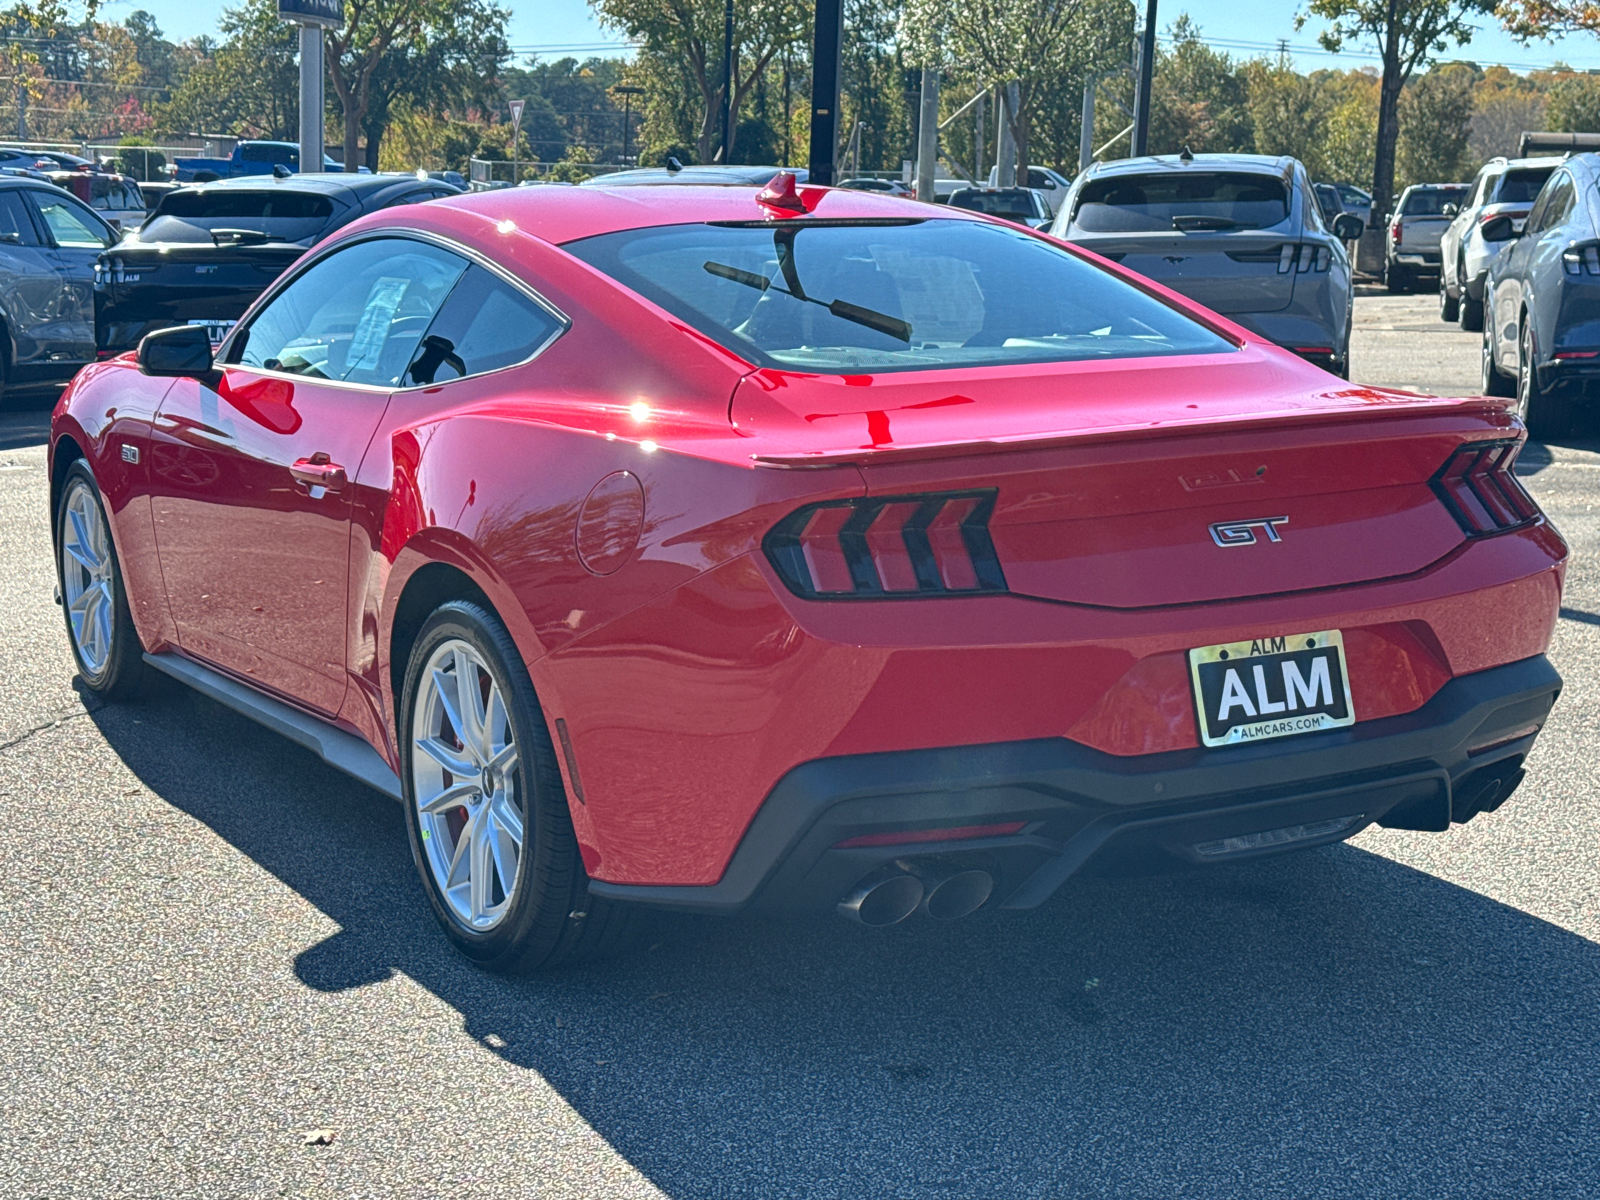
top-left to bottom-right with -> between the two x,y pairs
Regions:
399,600 -> 640,974
1481,314 -> 1516,398
1439,271 -> 1459,322
54,460 -> 146,699
1458,289 -> 1484,334
1386,262 -> 1409,293
1519,320 -> 1579,441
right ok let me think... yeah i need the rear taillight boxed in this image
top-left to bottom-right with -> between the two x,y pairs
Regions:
1391,222 -> 1401,245
1561,242 -> 1600,275
1431,440 -> 1541,536
764,491 -> 1007,599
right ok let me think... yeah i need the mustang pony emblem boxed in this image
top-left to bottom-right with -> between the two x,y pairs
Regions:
1209,516 -> 1289,547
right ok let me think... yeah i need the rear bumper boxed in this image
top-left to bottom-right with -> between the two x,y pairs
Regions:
1394,251 -> 1441,268
588,655 -> 1560,915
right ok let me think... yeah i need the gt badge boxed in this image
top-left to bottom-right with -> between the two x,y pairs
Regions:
1209,516 -> 1288,547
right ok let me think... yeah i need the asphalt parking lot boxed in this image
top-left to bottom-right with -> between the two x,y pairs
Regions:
3,293 -> 1598,1199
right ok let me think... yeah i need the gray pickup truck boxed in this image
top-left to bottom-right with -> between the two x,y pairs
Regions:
1385,183 -> 1469,292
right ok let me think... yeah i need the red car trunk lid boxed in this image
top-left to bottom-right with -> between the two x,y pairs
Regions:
734,349 -> 1522,609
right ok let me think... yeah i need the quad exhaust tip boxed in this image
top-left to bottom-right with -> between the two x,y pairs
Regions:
837,863 -> 995,926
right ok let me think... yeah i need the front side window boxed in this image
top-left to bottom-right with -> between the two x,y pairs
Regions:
235,237 -> 468,387
566,218 -> 1233,374
404,264 -> 563,385
0,192 -> 40,245
1072,172 -> 1290,232
31,193 -> 111,247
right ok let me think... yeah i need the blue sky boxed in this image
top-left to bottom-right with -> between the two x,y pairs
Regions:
100,0 -> 1600,73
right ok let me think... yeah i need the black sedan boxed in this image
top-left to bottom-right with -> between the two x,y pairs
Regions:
94,172 -> 461,355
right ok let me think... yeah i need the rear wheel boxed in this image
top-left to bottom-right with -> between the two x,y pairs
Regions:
55,460 -> 146,699
1439,270 -> 1459,322
400,600 -> 639,974
1457,259 -> 1484,332
1386,262 -> 1409,293
1519,320 -> 1580,441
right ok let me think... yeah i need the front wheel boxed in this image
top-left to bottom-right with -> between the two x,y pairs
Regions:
1481,314 -> 1516,398
1439,271 -> 1459,322
55,460 -> 146,699
400,600 -> 638,974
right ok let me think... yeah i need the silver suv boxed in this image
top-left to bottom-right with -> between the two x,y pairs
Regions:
1051,152 -> 1362,376
1439,156 -> 1560,332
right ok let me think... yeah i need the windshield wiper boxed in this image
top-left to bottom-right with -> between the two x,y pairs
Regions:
1171,214 -> 1242,231
702,259 -> 912,343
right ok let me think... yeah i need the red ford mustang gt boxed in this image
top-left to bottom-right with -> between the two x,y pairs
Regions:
49,175 -> 1565,972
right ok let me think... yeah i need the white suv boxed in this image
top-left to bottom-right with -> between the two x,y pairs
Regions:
1439,157 -> 1560,332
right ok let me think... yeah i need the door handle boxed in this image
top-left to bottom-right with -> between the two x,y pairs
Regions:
290,453 -> 346,493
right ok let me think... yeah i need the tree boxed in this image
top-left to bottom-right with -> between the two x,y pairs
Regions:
1301,0 -> 1496,223
595,0 -> 811,165
900,0 -> 1129,182
1469,65 -> 1545,160
1149,16 -> 1252,156
325,0 -> 504,171
1545,72 -> 1600,133
160,0 -> 299,139
1396,61 -> 1476,188
1246,52 -> 1326,172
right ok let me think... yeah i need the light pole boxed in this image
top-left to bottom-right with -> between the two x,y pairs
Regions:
808,0 -> 843,184
612,85 -> 645,167
277,0 -> 344,173
1132,0 -> 1157,158
719,0 -> 734,162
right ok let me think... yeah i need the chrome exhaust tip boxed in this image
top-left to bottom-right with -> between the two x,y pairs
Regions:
909,865 -> 994,921
837,870 -> 924,926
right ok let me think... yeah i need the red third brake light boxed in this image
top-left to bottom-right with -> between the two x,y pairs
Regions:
1431,440 -> 1541,537
765,490 -> 1008,598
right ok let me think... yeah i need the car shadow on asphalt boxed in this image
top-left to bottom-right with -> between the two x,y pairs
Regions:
86,682 -> 1600,1197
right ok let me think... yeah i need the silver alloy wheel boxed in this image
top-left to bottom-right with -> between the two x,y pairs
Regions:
60,478 -> 115,677
1518,323 -> 1535,421
411,638 -> 523,931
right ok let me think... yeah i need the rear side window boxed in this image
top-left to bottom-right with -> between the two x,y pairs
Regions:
158,191 -> 333,220
1493,169 -> 1555,204
566,218 -> 1232,374
1073,172 -> 1290,232
404,265 -> 563,385
1400,188 -> 1468,216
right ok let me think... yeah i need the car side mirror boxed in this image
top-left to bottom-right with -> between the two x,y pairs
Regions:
1480,214 -> 1518,243
1332,213 -> 1364,240
138,324 -> 213,377
1442,203 -> 1459,217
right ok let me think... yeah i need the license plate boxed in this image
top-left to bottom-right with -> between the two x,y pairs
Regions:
1188,630 -> 1355,748
187,319 -> 235,344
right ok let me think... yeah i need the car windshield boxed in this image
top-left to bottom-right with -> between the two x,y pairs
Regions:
1494,169 -> 1555,204
948,190 -> 1037,220
1401,188 -> 1468,216
1072,172 -> 1290,232
140,190 -> 335,243
565,218 -> 1233,374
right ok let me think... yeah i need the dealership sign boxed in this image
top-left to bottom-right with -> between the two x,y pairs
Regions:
278,0 -> 343,27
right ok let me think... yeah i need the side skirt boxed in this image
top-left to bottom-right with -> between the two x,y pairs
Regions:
142,651 -> 402,802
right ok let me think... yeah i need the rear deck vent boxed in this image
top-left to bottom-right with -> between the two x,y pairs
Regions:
1430,439 -> 1541,537
764,490 -> 1008,599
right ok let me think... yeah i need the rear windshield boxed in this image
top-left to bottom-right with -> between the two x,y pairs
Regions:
948,190 -> 1037,219
157,191 -> 333,220
1493,169 -> 1554,204
1401,187 -> 1468,216
565,218 -> 1232,374
1072,172 -> 1290,232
